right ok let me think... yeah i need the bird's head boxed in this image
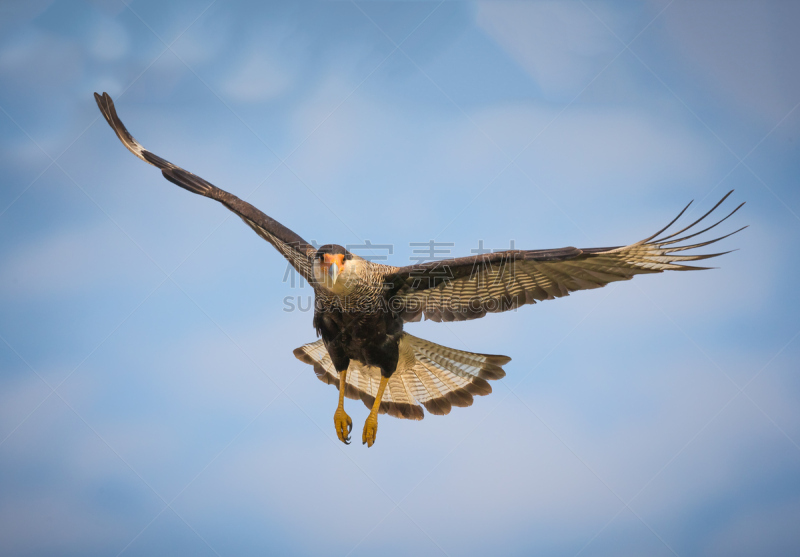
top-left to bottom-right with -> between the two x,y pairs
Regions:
312,244 -> 362,294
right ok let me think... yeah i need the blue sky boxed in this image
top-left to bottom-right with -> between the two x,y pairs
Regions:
1,1 -> 799,555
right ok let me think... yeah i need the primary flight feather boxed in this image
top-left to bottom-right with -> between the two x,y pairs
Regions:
94,92 -> 744,447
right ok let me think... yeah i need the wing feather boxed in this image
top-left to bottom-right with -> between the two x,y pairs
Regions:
386,193 -> 744,322
94,92 -> 316,282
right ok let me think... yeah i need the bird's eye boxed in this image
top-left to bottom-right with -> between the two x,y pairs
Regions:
345,253 -> 352,261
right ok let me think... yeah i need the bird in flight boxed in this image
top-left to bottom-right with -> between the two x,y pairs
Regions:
94,92 -> 744,447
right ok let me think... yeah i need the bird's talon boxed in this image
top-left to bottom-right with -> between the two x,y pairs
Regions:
362,416 -> 378,447
333,408 -> 352,445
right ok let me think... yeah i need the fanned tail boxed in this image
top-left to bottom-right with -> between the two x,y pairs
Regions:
293,334 -> 510,420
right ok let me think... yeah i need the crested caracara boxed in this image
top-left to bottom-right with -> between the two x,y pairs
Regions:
94,93 -> 744,447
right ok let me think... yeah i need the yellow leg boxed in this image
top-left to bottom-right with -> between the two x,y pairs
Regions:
362,376 -> 389,448
333,369 -> 352,444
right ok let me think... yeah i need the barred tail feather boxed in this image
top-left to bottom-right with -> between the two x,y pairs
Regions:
293,334 -> 511,420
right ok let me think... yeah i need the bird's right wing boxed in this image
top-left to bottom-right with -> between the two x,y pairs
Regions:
94,92 -> 317,282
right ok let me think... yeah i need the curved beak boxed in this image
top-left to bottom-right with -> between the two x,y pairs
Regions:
328,262 -> 340,284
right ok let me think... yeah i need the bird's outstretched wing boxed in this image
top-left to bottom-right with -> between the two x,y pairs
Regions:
94,92 -> 317,282
385,193 -> 745,322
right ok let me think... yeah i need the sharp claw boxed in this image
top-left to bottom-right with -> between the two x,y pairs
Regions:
334,409 -> 352,445
362,419 -> 377,447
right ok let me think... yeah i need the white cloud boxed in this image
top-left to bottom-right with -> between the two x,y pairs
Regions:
476,1 -> 620,101
285,74 -> 365,183
440,101 -> 713,198
89,16 -> 129,61
662,1 -> 800,125
540,107 -> 708,189
0,0 -> 56,36
0,29 -> 83,92
0,223 -> 152,299
221,49 -> 294,103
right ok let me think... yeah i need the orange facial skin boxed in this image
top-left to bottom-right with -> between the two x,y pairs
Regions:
321,253 -> 345,271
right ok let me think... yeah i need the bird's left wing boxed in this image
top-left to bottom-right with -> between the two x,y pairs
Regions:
384,193 -> 745,322
94,92 -> 317,282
